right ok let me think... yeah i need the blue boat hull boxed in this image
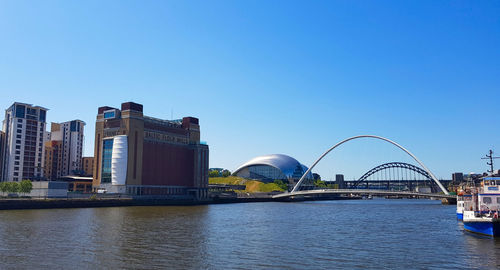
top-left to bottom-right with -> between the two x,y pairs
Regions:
464,221 -> 500,236
457,213 -> 463,220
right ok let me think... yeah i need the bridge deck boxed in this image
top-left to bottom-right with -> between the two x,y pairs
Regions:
272,189 -> 455,199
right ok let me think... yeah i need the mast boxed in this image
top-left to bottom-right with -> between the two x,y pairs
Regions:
481,150 -> 500,174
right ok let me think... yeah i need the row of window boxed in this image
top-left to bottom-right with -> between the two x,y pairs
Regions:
483,197 -> 500,204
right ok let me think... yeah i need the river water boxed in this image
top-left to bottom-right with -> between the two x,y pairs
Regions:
0,199 -> 499,269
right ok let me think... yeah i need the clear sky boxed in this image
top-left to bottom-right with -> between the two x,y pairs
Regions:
1,0 -> 499,180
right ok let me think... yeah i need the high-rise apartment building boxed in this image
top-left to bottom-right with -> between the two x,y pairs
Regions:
49,121 -> 85,175
93,102 -> 209,199
1,102 -> 48,182
44,140 -> 63,180
44,120 -> 85,180
0,131 -> 4,180
82,156 -> 94,176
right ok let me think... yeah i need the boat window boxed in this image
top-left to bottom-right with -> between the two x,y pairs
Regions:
483,197 -> 492,204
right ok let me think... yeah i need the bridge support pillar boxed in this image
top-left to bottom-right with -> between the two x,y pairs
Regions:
441,198 -> 456,205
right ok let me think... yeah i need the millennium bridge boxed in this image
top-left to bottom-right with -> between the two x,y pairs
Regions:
273,189 -> 455,200
273,135 -> 454,201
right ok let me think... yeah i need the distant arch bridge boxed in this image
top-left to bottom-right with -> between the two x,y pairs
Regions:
348,162 -> 442,191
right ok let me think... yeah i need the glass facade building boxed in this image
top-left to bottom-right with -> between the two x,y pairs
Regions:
101,139 -> 113,183
233,154 -> 313,183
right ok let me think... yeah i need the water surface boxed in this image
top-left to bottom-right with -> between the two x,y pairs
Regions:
0,199 -> 499,269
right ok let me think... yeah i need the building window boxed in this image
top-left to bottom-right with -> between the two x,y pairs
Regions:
17,119 -> 22,123
16,140 -> 21,144
17,124 -> 22,128
483,197 -> 492,204
15,150 -> 20,154
16,145 -> 20,149
15,104 -> 25,118
104,111 -> 116,119
13,172 -> 18,176
39,110 -> 46,122
101,139 -> 114,183
15,156 -> 20,160
17,129 -> 22,133
16,135 -> 22,139
15,161 -> 19,165
14,167 -> 19,171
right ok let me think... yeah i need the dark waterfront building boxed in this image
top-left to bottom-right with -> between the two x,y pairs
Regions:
452,172 -> 464,183
335,174 -> 345,189
92,102 -> 209,199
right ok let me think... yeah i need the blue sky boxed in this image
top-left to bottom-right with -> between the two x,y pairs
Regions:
1,0 -> 499,180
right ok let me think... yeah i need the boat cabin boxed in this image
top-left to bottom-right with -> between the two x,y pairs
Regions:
477,177 -> 500,212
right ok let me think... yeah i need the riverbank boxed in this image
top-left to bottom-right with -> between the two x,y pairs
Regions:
0,194 -> 360,210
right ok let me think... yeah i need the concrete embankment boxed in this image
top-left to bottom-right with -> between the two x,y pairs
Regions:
0,197 -> 281,210
0,198 -> 200,210
0,193 -> 362,210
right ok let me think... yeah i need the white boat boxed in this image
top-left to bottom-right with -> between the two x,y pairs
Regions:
462,177 -> 500,236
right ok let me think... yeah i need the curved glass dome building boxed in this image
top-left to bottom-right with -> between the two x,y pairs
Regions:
233,154 -> 313,182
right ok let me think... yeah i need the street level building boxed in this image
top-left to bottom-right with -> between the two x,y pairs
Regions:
1,102 -> 48,182
82,157 -> 94,177
92,102 -> 209,199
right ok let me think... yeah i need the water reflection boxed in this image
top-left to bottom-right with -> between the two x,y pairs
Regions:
0,201 -> 499,269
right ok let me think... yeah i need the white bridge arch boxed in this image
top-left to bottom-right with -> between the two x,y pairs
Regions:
291,135 -> 449,195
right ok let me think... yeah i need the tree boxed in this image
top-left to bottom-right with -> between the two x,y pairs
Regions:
20,180 -> 33,195
0,182 -> 8,194
7,182 -> 20,193
314,179 -> 327,188
221,170 -> 231,177
273,180 -> 288,191
209,170 -> 220,178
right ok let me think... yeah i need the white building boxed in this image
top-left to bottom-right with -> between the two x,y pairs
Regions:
48,120 -> 85,177
1,102 -> 48,182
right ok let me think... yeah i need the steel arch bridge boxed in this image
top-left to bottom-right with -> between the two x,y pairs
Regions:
291,135 -> 449,195
352,162 -> 433,188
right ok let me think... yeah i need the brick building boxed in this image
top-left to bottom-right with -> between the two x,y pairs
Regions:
92,102 -> 209,199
